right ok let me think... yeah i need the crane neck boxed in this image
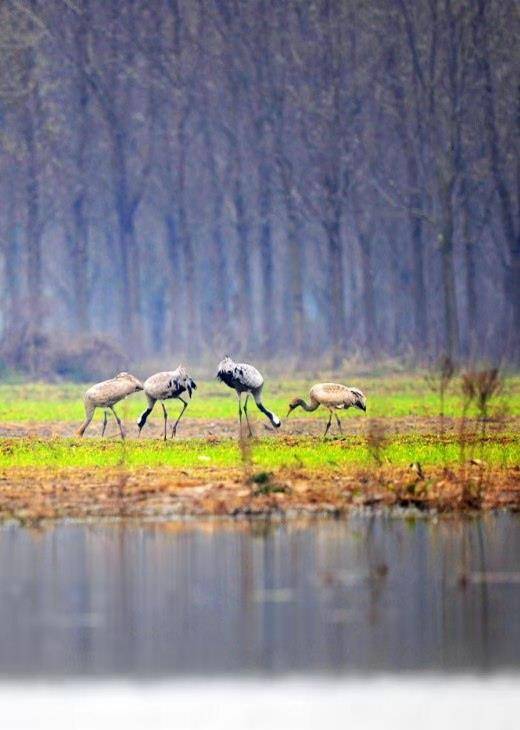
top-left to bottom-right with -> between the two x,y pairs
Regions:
297,398 -> 319,413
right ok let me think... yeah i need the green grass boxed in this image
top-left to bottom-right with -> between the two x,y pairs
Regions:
0,375 -> 519,421
0,434 -> 517,469
0,374 -> 517,471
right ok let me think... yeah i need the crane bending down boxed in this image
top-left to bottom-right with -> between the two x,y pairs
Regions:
137,365 -> 197,440
216,356 -> 281,436
78,372 -> 144,439
287,383 -> 366,437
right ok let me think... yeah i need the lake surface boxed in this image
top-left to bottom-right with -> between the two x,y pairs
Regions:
0,514 -> 519,677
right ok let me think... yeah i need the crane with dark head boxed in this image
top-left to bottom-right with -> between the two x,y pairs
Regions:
216,356 -> 281,436
137,365 -> 197,440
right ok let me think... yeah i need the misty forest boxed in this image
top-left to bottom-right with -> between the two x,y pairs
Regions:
1,2 -> 520,704
0,0 -> 518,377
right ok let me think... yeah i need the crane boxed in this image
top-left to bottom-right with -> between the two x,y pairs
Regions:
287,382 -> 366,437
77,372 -> 143,439
216,356 -> 281,436
137,365 -> 197,440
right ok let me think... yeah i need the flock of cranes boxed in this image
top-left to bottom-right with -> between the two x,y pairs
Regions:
77,356 -> 367,440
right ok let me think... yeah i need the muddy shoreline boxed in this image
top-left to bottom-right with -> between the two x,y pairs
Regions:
0,415 -> 516,440
0,463 -> 518,524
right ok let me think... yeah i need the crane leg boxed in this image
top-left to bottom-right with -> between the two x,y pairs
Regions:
334,412 -> 343,436
101,411 -> 108,437
237,392 -> 243,433
161,402 -> 168,441
171,398 -> 188,438
110,406 -> 125,440
323,412 -> 333,438
243,394 -> 253,437
77,402 -> 95,437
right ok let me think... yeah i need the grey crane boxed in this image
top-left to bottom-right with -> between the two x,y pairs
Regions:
287,382 -> 366,437
137,365 -> 197,440
77,372 -> 144,439
216,355 -> 281,436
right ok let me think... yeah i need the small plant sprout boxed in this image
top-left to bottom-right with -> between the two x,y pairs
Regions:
426,355 -> 457,466
461,367 -> 502,425
461,366 -> 502,446
426,355 -> 457,418
366,420 -> 388,467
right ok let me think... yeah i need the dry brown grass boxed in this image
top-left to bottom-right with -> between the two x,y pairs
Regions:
0,462 -> 518,525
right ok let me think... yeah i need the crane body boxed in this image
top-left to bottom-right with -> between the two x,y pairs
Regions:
137,366 -> 196,439
287,382 -> 366,437
78,372 -> 144,439
216,356 -> 281,436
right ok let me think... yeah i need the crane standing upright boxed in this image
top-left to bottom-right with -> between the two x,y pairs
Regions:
216,356 -> 281,436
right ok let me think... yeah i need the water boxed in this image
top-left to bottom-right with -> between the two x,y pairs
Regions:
0,514 -> 519,677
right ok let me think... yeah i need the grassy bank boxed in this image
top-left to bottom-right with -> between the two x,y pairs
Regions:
0,432 -> 517,469
0,373 -> 517,520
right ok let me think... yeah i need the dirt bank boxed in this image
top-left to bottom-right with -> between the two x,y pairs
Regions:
0,463 -> 518,524
0,415 -> 516,440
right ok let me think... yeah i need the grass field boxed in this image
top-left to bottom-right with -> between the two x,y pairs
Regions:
0,374 -> 519,422
0,373 -> 518,519
0,433 -> 517,469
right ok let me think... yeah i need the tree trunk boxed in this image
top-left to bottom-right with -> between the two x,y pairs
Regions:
409,192 -> 428,351
438,182 -> 460,359
359,232 -> 377,355
115,209 -> 135,345
258,155 -> 274,354
388,44 -> 429,354
325,214 -> 346,368
164,212 -> 185,352
177,116 -> 198,357
461,190 -> 477,358
286,195 -> 304,354
24,109 -> 42,332
23,2 -> 42,344
4,176 -> 20,333
200,99 -> 229,350
112,134 -> 141,355
475,0 -> 519,360
71,0 -> 90,333
233,158 -> 253,349
71,195 -> 89,333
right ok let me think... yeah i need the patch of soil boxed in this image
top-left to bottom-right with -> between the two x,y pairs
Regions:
0,415 -> 516,440
0,463 -> 518,524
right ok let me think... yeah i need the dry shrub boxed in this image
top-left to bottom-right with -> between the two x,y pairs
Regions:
51,335 -> 126,382
0,324 -> 57,376
426,354 -> 457,414
459,366 -> 502,495
461,367 -> 502,420
366,419 -> 388,466
0,325 -> 125,381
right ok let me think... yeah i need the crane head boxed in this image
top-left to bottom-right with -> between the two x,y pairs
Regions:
286,398 -> 303,417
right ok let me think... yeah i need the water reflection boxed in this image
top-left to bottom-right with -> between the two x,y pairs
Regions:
0,514 -> 519,677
